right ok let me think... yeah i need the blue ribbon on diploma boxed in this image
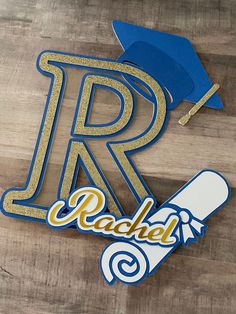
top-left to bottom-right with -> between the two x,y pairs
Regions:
173,206 -> 207,246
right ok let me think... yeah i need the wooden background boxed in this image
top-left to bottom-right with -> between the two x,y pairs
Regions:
0,0 -> 235,313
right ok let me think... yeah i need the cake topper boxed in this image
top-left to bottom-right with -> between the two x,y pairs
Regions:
0,21 -> 230,285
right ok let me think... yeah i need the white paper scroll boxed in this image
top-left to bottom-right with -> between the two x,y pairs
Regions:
100,170 -> 230,285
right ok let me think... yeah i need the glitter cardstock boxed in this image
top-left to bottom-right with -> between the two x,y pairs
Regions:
0,21 -> 231,285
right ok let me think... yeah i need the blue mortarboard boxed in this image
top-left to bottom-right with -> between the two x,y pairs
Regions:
117,40 -> 194,110
113,20 -> 223,111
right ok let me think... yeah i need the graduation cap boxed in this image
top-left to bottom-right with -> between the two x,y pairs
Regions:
112,20 -> 222,125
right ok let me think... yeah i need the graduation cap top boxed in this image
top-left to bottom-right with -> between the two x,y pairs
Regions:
112,20 -> 223,116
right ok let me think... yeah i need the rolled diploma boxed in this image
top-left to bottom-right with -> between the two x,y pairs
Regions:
100,170 -> 230,283
130,169 -> 230,272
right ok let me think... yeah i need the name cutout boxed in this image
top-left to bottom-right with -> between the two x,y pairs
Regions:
47,187 -> 179,246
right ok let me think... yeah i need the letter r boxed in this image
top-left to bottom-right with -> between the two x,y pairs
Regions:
1,51 -> 166,221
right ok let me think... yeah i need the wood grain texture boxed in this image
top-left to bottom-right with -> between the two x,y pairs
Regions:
0,0 -> 235,313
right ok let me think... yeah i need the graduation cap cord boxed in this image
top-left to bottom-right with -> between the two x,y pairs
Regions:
178,84 -> 220,126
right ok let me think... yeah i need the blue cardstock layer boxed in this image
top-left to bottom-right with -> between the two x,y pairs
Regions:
117,41 -> 194,109
113,20 -> 223,109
